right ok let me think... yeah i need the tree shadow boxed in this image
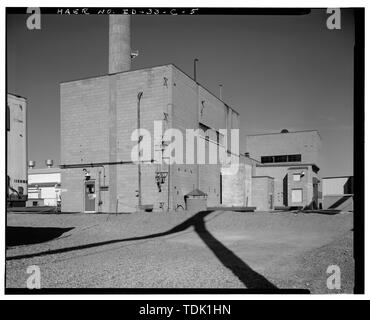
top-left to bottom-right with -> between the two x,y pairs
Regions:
7,210 -> 277,289
7,226 -> 74,247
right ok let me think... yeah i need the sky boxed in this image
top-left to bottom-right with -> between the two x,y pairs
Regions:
7,9 -> 354,176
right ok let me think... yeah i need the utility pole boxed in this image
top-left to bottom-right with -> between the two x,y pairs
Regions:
194,58 -> 199,82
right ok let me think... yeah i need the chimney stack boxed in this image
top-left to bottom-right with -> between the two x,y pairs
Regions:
46,159 -> 54,168
109,15 -> 131,74
28,160 -> 35,169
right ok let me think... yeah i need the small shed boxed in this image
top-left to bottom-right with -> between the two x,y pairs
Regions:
184,189 -> 208,212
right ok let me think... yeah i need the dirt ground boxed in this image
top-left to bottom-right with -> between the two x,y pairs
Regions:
6,210 -> 353,293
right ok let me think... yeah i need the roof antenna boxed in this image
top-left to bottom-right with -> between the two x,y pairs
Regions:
193,58 -> 199,82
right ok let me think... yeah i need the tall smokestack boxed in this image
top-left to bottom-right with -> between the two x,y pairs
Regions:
109,15 -> 131,74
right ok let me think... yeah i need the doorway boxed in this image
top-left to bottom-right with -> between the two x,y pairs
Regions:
84,180 -> 96,213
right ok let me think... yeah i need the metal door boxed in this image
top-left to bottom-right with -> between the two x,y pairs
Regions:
84,180 -> 96,212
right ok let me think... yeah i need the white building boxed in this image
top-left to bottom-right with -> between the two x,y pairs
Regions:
28,167 -> 61,207
322,176 -> 353,211
7,93 -> 28,207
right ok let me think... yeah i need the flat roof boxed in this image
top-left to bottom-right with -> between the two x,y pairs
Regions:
252,175 -> 274,179
60,63 -> 240,116
28,168 -> 61,174
7,93 -> 27,101
246,129 -> 321,140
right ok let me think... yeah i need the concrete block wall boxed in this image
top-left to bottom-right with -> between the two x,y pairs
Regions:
60,167 -> 111,212
61,64 -> 242,212
171,66 -> 240,208
323,195 -> 353,211
323,176 -> 353,196
115,65 -> 172,211
171,67 -> 199,209
287,167 -> 309,207
7,94 -> 28,199
61,77 -> 112,212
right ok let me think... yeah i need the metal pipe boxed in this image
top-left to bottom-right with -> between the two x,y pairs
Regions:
98,170 -> 101,213
167,161 -> 171,211
137,92 -> 143,208
194,58 -> 199,82
109,15 -> 131,74
59,159 -> 153,169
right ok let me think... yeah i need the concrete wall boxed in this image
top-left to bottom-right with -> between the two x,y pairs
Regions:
171,66 -> 240,208
7,94 -> 28,199
323,195 -> 353,211
323,176 -> 353,195
61,66 -> 171,212
246,130 -> 321,165
61,75 -> 111,212
28,172 -> 61,184
256,164 -> 320,209
251,176 -> 274,211
222,163 -> 252,207
60,64 -> 241,212
255,166 -> 287,207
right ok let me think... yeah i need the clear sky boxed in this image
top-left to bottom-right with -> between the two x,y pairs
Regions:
7,9 -> 354,176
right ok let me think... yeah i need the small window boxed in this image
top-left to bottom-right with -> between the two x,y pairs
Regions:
293,174 -> 301,181
86,184 -> 95,194
199,123 -> 215,142
274,155 -> 288,163
292,189 -> 303,203
217,131 -> 224,145
18,186 -> 24,195
261,156 -> 273,163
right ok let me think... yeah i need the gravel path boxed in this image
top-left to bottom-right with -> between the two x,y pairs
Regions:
6,210 -> 353,291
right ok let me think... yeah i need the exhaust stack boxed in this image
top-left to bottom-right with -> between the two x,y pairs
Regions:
109,15 -> 131,74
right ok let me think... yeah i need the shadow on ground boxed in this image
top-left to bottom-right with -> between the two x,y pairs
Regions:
7,211 -> 278,290
6,226 -> 74,247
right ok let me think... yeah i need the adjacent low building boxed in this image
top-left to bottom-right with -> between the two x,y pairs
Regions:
60,64 -> 243,213
27,161 -> 61,207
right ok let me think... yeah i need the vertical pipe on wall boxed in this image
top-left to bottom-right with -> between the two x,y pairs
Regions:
109,15 -> 131,74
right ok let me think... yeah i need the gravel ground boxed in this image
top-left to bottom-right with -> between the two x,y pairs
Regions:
6,210 -> 353,292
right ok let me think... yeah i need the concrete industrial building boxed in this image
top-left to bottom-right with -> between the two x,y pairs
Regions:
246,130 -> 322,210
60,15 -> 249,213
322,176 -> 353,211
7,93 -> 28,207
60,16 -> 325,214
